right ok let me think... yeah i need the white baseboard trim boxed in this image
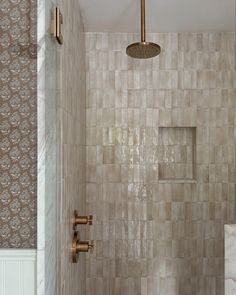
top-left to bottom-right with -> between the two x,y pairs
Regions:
0,249 -> 36,295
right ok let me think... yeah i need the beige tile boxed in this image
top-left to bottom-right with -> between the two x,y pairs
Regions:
85,32 -> 235,295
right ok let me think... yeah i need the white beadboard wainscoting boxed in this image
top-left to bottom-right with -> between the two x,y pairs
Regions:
0,250 -> 36,295
225,225 -> 236,295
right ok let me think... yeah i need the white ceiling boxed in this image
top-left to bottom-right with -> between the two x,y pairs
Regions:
78,0 -> 235,33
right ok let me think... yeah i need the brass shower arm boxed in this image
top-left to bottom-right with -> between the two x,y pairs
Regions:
126,0 -> 161,58
141,0 -> 145,42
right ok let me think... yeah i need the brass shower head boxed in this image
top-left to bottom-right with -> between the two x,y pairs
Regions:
126,41 -> 161,59
126,0 -> 161,59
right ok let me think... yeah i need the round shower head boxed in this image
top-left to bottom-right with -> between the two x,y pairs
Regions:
126,41 -> 161,59
126,0 -> 161,59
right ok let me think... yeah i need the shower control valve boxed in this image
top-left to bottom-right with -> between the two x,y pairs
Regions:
72,231 -> 94,263
73,210 -> 93,230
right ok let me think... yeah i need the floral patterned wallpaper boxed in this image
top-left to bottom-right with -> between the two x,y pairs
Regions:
0,0 -> 37,248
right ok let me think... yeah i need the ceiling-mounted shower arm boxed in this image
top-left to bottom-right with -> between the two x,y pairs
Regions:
141,0 -> 145,42
126,0 -> 161,58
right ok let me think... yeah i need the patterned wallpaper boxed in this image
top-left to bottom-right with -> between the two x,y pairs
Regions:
0,0 -> 37,248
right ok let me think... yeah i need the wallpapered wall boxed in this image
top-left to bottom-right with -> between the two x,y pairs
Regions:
0,0 -> 37,248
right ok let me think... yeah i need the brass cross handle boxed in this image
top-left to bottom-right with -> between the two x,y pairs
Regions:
73,210 -> 93,230
77,240 -> 94,253
72,231 -> 94,263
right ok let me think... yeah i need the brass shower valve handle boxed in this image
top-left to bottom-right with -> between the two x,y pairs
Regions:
72,231 -> 94,263
77,240 -> 94,253
73,210 -> 93,229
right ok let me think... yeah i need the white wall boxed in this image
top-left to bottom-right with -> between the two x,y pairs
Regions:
0,250 -> 36,295
225,225 -> 236,295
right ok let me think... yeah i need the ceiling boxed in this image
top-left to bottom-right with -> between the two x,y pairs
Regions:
78,0 -> 235,33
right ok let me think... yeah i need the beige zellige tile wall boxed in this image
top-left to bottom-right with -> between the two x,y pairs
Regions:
85,32 -> 236,295
60,0 -> 86,294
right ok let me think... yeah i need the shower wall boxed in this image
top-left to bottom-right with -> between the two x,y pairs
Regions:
85,32 -> 236,295
60,0 -> 86,294
0,0 -> 37,248
37,0 -> 86,294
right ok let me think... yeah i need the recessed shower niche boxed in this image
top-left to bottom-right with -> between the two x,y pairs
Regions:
158,127 -> 196,181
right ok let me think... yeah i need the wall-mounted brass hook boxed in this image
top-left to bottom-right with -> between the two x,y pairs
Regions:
51,7 -> 63,44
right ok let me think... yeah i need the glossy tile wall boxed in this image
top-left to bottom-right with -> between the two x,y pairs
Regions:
37,0 -> 86,294
60,0 -> 86,294
85,32 -> 236,295
0,0 -> 37,248
37,0 -> 60,293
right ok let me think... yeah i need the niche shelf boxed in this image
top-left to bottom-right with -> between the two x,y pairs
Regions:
158,127 -> 196,182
